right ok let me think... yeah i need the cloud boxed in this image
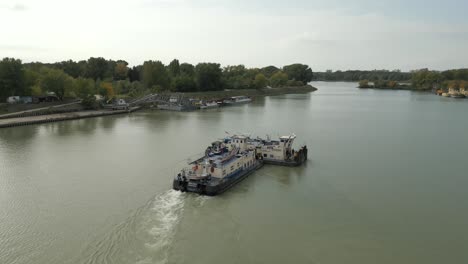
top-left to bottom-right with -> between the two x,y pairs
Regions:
0,3 -> 28,11
11,3 -> 27,11
0,44 -> 45,51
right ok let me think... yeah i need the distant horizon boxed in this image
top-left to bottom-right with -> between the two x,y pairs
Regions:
2,0 -> 468,71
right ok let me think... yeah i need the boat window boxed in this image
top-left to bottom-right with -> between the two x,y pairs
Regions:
231,166 -> 234,171
263,154 -> 267,157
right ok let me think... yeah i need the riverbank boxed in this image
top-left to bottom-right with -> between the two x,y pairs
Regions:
0,85 -> 316,128
0,107 -> 140,128
358,86 -> 427,91
181,85 -> 317,99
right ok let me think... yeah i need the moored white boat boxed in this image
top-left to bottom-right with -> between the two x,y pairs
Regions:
200,101 -> 220,109
223,96 -> 252,105
157,104 -> 184,111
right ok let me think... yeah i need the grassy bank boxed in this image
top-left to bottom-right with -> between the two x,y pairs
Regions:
180,85 -> 317,100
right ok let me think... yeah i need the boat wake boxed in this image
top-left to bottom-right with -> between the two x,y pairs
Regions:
80,190 -> 185,264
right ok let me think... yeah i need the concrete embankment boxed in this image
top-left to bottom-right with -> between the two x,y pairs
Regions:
0,107 -> 141,129
0,101 -> 83,119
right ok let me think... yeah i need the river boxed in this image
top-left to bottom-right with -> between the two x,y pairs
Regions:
1,82 -> 467,264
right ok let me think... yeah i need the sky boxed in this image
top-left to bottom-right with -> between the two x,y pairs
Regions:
1,0 -> 468,71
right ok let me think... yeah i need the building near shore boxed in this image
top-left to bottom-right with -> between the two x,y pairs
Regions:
6,96 -> 20,104
460,87 -> 468,96
6,96 -> 33,104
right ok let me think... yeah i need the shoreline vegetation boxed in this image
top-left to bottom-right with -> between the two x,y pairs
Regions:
0,57 -> 314,109
182,85 -> 316,99
313,69 -> 468,97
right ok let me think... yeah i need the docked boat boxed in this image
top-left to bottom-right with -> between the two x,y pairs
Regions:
157,103 -> 185,111
223,96 -> 252,105
173,135 -> 263,195
450,93 -> 466,98
200,101 -> 220,109
248,134 -> 308,166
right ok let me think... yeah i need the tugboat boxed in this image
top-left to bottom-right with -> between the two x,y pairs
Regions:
249,134 -> 308,166
173,135 -> 263,196
173,133 -> 308,195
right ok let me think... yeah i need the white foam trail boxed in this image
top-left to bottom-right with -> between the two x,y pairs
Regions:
80,190 -> 186,264
142,190 -> 185,264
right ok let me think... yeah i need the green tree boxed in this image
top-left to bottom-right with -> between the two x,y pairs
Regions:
24,68 -> 41,95
168,59 -> 180,77
114,62 -> 128,80
142,60 -> 171,90
55,60 -> 85,78
180,63 -> 195,77
283,64 -> 313,84
411,70 -> 443,90
73,77 -> 96,107
0,58 -> 25,100
85,57 -> 108,80
174,75 -> 197,92
40,68 -> 73,100
31,84 -> 43,96
223,65 -> 248,89
74,77 -> 95,98
260,66 -> 279,78
253,73 -> 268,89
195,63 -> 222,91
270,71 -> 288,87
128,66 -> 142,82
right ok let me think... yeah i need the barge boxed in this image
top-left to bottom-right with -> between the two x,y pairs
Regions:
250,134 -> 308,166
173,134 -> 308,196
173,135 -> 262,195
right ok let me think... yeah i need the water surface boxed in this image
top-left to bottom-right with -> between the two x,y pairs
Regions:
1,82 -> 467,264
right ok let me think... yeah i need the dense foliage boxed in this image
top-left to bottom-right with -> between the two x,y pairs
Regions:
319,68 -> 468,91
0,57 -> 313,101
313,70 -> 412,82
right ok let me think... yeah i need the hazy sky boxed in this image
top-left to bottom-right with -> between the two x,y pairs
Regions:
1,0 -> 467,71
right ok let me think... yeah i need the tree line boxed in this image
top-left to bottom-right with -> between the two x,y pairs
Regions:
0,57 -> 313,102
313,70 -> 412,82
318,68 -> 468,91
410,69 -> 468,90
370,68 -> 468,90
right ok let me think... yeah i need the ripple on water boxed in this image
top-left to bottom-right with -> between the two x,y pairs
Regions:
81,190 -> 185,264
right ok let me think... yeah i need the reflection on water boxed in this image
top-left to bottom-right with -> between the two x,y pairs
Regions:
0,125 -> 39,144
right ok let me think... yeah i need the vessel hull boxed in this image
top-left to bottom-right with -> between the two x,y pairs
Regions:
173,163 -> 263,196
